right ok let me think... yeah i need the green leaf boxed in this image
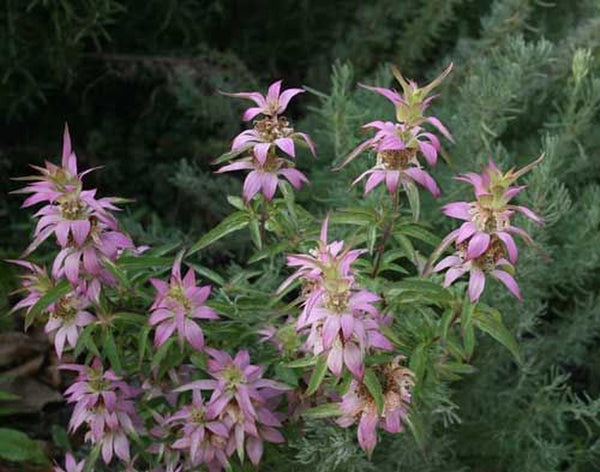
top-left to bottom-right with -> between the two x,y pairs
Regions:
410,342 -> 427,381
189,211 -> 249,254
249,217 -> 262,249
440,308 -> 454,339
186,263 -> 225,286
406,411 -> 426,451
474,309 -> 522,365
102,330 -> 122,373
463,323 -> 475,358
51,424 -> 71,451
25,279 -> 71,329
363,368 -> 385,414
227,195 -> 245,210
83,443 -> 101,472
138,325 -> 152,366
285,356 -> 318,368
302,403 -> 342,419
0,428 -> 48,464
306,355 -> 327,396
212,147 -> 249,165
388,278 -> 453,305
405,181 -> 420,222
274,364 -> 299,387
397,224 -> 441,246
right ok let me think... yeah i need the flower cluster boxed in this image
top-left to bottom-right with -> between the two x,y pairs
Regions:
432,158 -> 543,302
217,80 -> 315,202
149,254 -> 219,351
60,359 -> 139,465
337,356 -> 415,455
12,125 -> 139,358
153,349 -> 288,471
336,64 -> 453,198
280,217 -> 393,380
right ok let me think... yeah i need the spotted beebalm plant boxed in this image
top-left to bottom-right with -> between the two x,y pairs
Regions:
10,64 -> 543,469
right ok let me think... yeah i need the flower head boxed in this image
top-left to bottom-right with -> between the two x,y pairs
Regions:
60,359 -> 139,465
44,290 -> 95,358
177,349 -> 289,467
222,80 -> 304,121
360,63 -> 454,136
149,254 -> 218,351
216,150 -> 309,203
337,357 -> 415,455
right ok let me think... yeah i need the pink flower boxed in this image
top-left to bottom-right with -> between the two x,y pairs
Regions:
216,151 -> 309,203
277,215 -> 364,301
301,290 -> 393,379
54,453 -> 84,472
359,63 -> 454,137
335,122 -> 441,197
60,359 -> 139,465
52,225 -> 134,285
149,254 -> 218,351
13,124 -> 82,208
222,80 -> 304,121
167,390 -> 230,469
230,117 -> 316,163
337,358 -> 415,456
8,260 -> 53,317
279,217 -> 392,379
434,248 -> 521,302
440,159 -> 543,263
178,349 -> 289,467
44,291 -> 95,358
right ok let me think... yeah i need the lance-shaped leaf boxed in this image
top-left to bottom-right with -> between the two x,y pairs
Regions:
189,211 -> 250,254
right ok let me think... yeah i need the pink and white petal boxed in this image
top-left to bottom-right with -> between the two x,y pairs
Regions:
327,348 -> 343,376
426,116 -> 454,142
456,221 -> 478,244
468,268 -> 486,302
433,255 -> 461,272
385,170 -> 401,194
418,141 -> 438,166
266,80 -> 283,104
215,160 -> 255,173
184,320 -> 205,351
496,231 -> 518,264
278,168 -> 309,189
275,137 -> 295,158
343,343 -> 364,379
358,84 -> 402,105
467,232 -> 491,259
154,321 -> 177,347
492,270 -> 522,300
243,171 -> 263,202
364,171 -> 386,194
220,90 -> 266,107
442,201 -> 471,220
253,142 -> 271,165
295,132 -> 317,156
242,107 -> 264,121
443,266 -> 467,287
261,173 -> 279,200
357,412 -> 378,455
277,88 -> 304,113
71,220 -> 91,246
246,436 -> 264,466
403,167 -> 440,197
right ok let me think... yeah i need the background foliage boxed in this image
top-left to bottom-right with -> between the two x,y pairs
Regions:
2,0 -> 600,470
